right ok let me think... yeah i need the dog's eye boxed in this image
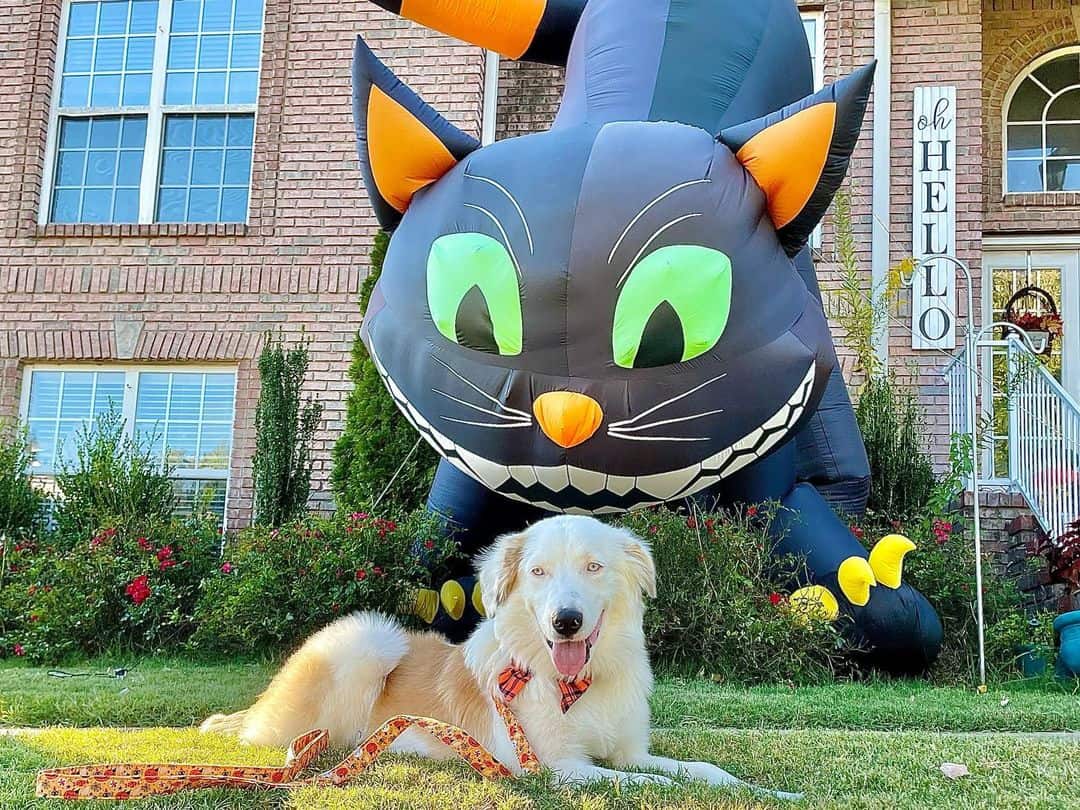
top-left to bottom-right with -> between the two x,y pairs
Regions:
586,562 -> 604,573
530,566 -> 545,577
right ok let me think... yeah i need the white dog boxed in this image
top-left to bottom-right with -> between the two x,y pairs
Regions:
201,515 -> 798,797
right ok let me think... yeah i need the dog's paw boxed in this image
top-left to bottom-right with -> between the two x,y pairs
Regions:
677,761 -> 744,787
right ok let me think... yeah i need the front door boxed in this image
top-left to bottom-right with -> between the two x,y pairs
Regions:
983,249 -> 1080,479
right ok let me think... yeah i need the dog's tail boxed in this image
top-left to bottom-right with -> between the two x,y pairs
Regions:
199,709 -> 248,735
201,612 -> 410,748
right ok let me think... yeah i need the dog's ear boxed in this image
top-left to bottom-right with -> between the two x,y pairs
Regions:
476,531 -> 527,614
620,531 -> 657,599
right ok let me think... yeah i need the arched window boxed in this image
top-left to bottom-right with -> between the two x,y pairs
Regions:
1005,48 -> 1080,193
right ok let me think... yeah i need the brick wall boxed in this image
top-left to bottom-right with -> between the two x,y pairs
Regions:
984,0 -> 1080,232
0,1 -> 485,527
888,0 -> 983,468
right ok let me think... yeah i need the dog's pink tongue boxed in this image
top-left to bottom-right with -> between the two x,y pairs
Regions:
551,640 -> 588,678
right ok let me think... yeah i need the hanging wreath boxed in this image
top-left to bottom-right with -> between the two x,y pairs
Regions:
1002,286 -> 1063,356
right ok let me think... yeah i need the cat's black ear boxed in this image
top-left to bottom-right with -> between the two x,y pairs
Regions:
718,62 -> 876,257
353,36 -> 480,231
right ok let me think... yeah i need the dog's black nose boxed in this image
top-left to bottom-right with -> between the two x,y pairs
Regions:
552,609 -> 583,638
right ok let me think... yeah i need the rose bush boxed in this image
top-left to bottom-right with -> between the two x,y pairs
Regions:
190,510 -> 456,653
617,505 -> 855,684
0,514 -> 220,662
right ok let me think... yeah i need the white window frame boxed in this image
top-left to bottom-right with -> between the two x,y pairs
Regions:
1002,45 -> 1080,197
18,363 -> 238,516
801,9 -> 824,251
39,0 -> 262,226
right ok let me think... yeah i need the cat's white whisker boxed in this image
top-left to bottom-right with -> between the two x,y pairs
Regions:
433,388 -> 533,422
440,417 -> 532,429
431,356 -> 533,419
610,374 -> 726,428
607,408 -> 724,434
606,431 -> 710,443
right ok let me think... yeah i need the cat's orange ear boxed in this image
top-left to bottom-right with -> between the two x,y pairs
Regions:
353,37 -> 480,231
719,62 -> 875,256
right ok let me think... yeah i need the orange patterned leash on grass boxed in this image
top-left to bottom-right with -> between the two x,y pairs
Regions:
36,696 -> 540,800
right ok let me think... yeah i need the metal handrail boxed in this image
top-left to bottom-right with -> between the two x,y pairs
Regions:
946,335 -> 1080,544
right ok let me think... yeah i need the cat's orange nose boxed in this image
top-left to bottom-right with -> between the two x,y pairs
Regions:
533,392 -> 604,448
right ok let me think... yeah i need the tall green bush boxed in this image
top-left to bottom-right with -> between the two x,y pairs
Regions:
252,333 -> 323,527
332,230 -> 438,512
53,410 -> 175,540
0,422 -> 44,540
856,375 -> 936,519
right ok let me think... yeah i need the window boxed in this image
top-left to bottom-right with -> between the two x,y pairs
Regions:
802,10 -> 824,250
21,366 -> 237,518
42,0 -> 264,225
1005,48 -> 1080,193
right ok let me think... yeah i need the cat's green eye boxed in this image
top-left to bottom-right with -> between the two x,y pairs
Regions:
427,233 -> 523,356
612,245 -> 732,369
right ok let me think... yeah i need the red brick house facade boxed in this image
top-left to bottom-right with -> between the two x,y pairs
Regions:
1,1 -> 1077,530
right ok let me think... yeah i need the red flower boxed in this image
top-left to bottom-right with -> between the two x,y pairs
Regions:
29,614 -> 39,623
769,592 -> 784,606
686,517 -> 698,530
372,566 -> 384,577
13,644 -> 25,657
27,585 -> 37,596
649,525 -> 659,535
355,569 -> 367,581
157,546 -> 173,562
746,505 -> 759,517
932,518 -> 953,545
136,536 -> 152,551
125,575 -> 151,605
351,512 -> 369,522
850,524 -> 865,540
424,540 -> 435,550
220,562 -> 233,574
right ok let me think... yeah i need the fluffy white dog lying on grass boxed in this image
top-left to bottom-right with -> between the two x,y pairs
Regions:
202,515 -> 799,797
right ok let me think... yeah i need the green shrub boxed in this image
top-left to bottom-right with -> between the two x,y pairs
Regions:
53,410 -> 175,541
191,509 -> 455,653
0,513 -> 220,662
0,422 -> 45,540
856,374 -> 936,520
253,333 -> 323,527
332,230 -> 438,513
618,505 -> 855,684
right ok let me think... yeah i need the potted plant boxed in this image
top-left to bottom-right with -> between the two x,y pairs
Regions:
1003,286 -> 1063,356
1034,520 -> 1080,679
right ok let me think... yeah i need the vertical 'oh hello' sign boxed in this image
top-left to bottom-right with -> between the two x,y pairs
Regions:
912,86 -> 957,350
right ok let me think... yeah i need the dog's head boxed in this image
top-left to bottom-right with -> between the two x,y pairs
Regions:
476,515 -> 656,679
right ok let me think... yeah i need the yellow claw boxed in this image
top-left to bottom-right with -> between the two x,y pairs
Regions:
789,585 -> 840,622
472,582 -> 486,617
837,556 -> 876,606
869,534 -> 917,589
440,580 -> 467,621
415,588 -> 439,624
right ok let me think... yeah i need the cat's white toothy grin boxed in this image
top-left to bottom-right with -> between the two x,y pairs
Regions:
369,348 -> 816,514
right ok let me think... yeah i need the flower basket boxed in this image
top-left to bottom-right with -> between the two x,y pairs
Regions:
1002,286 -> 1063,356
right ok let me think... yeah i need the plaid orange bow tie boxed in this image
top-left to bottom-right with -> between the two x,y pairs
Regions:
497,663 -> 592,714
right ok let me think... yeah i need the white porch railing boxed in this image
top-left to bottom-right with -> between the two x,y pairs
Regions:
945,338 -> 1080,545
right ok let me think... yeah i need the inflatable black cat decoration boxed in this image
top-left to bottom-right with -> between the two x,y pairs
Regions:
353,0 -> 943,671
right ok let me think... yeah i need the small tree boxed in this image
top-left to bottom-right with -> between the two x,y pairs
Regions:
332,231 -> 438,512
252,333 -> 323,526
54,409 -> 175,540
0,422 -> 45,540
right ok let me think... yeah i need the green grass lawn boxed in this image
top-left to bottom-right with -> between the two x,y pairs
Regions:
2,657 -> 1079,809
